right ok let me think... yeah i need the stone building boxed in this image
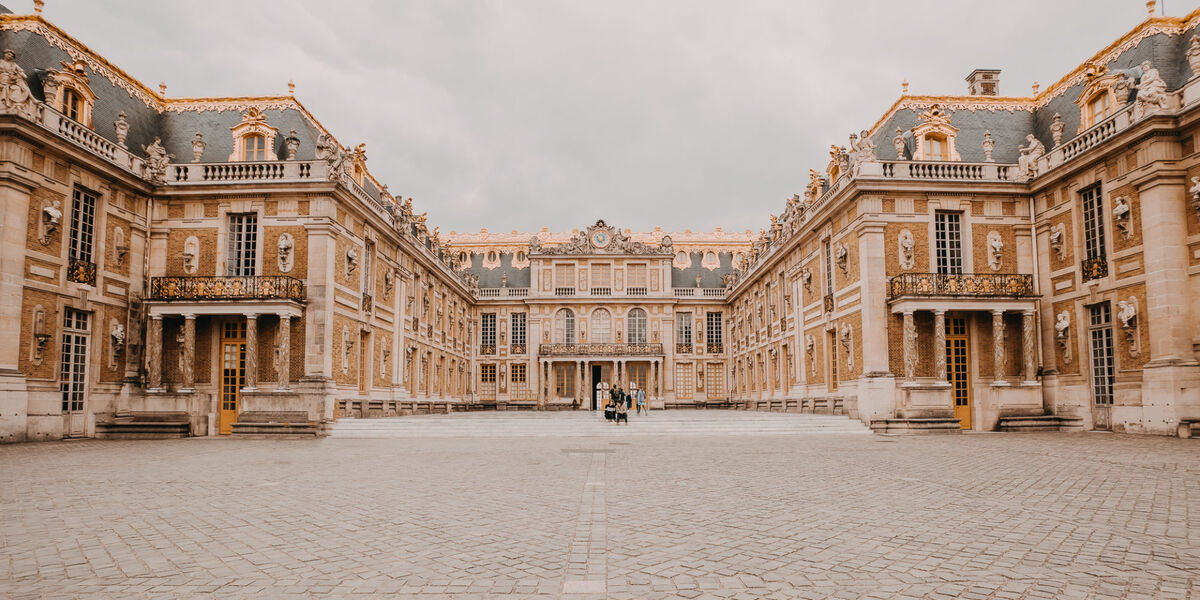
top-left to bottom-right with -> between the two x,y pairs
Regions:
1,3 -> 1198,441
728,3 -> 1200,435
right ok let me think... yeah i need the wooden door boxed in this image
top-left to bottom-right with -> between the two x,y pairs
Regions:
219,321 -> 247,435
946,316 -> 971,429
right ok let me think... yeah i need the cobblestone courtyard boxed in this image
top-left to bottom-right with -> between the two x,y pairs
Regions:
1,413 -> 1198,599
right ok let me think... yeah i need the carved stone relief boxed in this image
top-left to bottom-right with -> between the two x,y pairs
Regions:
834,242 -> 849,278
277,233 -> 294,273
38,198 -> 62,246
112,226 -> 127,266
1112,196 -> 1132,240
898,229 -> 915,270
1117,296 -> 1138,357
1049,223 -> 1066,261
345,246 -> 359,278
839,323 -> 853,372
182,236 -> 199,274
1131,60 -> 1169,120
987,231 -> 1004,271
191,132 -> 205,163
0,49 -> 38,120
1055,311 -> 1071,364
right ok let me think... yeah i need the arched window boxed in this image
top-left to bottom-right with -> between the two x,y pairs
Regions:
591,309 -> 611,343
627,308 -> 647,344
923,134 -> 946,161
1085,92 -> 1111,127
554,308 -> 575,344
243,134 -> 266,161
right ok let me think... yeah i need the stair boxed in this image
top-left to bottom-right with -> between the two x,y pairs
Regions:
328,410 -> 873,439
997,414 -> 1085,432
231,411 -> 319,437
870,418 -> 962,435
95,412 -> 191,439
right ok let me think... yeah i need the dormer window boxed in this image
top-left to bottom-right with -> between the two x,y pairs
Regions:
1075,64 -> 1124,133
229,107 -> 278,161
243,134 -> 266,161
1086,93 -> 1111,128
62,88 -> 83,121
910,104 -> 961,161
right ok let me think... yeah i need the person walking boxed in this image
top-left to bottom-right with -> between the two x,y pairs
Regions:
636,387 -> 647,415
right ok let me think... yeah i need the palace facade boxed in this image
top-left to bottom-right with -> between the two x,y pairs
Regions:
1,3 -> 1199,442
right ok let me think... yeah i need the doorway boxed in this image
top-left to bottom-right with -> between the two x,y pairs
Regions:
946,316 -> 971,429
59,308 -> 90,437
1088,303 -> 1115,431
220,321 -> 247,435
590,364 -> 611,410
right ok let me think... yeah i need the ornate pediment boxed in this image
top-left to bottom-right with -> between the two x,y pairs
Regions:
534,220 -> 672,256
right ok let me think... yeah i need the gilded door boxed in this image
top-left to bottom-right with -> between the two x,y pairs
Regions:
946,316 -> 971,429
220,321 -> 247,435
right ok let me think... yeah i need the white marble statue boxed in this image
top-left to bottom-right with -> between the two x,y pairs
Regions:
277,233 -> 294,273
142,137 -> 173,183
849,129 -> 878,177
805,334 -> 816,376
191,132 -> 205,163
1050,113 -> 1065,148
1117,297 -> 1139,356
0,49 -> 38,120
346,246 -> 359,275
1189,176 -> 1200,215
1017,134 -> 1045,181
113,112 -> 129,147
981,130 -> 995,162
182,236 -> 199,274
1189,34 -> 1200,76
898,229 -> 915,270
834,242 -> 849,277
1112,196 -> 1131,240
1049,223 -> 1066,260
893,128 -> 906,159
111,321 -> 126,353
1055,310 -> 1071,364
987,231 -> 1004,271
285,129 -> 300,160
40,198 -> 62,245
1132,60 -> 1169,119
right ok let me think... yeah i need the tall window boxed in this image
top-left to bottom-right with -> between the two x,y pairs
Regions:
591,309 -> 612,343
510,363 -> 529,400
243,134 -> 266,161
480,364 -> 497,400
59,308 -> 89,413
627,308 -> 647,344
1086,94 -> 1111,128
591,263 -> 611,293
69,187 -> 97,265
627,264 -> 647,291
62,88 -> 83,122
362,240 -> 374,293
822,239 -> 834,296
480,313 -> 496,351
1088,303 -> 1115,407
675,363 -> 693,399
226,214 -> 258,276
1081,185 -> 1105,262
554,308 -> 575,344
934,212 -> 963,275
706,312 -> 723,352
676,311 -> 692,346
510,312 -> 526,350
555,264 -> 575,294
555,363 -> 575,397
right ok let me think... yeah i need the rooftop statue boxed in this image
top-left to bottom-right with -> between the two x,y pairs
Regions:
1131,60 -> 1169,119
0,49 -> 37,120
1017,134 -> 1045,181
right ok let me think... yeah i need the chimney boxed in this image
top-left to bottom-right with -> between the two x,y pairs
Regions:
966,69 -> 1001,96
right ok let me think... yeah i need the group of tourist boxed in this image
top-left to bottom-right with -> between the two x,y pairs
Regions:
603,385 -> 647,425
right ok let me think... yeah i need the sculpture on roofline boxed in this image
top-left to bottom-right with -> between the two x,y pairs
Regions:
1131,60 -> 1169,119
849,129 -> 878,178
1017,134 -> 1045,181
0,49 -> 37,120
893,128 -> 906,159
1189,34 -> 1200,75
1050,114 -> 1064,147
113,112 -> 129,147
981,130 -> 995,162
142,137 -> 173,184
191,132 -> 205,163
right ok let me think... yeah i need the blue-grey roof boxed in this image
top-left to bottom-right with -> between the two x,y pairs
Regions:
466,252 -> 531,288
672,251 -> 735,288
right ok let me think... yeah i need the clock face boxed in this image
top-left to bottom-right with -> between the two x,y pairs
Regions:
591,230 -> 610,248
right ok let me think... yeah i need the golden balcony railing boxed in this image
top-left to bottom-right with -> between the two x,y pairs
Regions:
510,343 -> 527,354
480,344 -> 497,355
149,276 -> 305,302
676,343 -> 692,354
539,343 -> 664,356
1081,257 -> 1108,282
887,273 -> 1035,299
707,342 -> 723,354
67,259 -> 96,286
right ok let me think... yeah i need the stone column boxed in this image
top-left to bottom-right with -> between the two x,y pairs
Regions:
856,222 -> 890,375
181,314 -> 196,392
1022,311 -> 1036,384
992,310 -> 1006,384
933,310 -> 946,381
902,310 -> 915,382
0,180 -> 32,377
243,314 -> 258,392
147,315 -> 163,391
276,315 -> 291,391
1137,175 -> 1194,362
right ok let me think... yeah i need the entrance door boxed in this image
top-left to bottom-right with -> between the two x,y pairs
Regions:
59,308 -> 90,437
220,321 -> 247,435
946,316 -> 971,429
590,364 -> 611,410
480,364 -> 497,401
1088,303 -> 1115,431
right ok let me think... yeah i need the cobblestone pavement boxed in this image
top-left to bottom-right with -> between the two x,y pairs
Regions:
1,414 -> 1198,599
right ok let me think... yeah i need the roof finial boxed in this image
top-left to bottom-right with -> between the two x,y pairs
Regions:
288,79 -> 295,95
33,0 -> 43,14
1032,80 -> 1040,95
1146,0 -> 1156,16
159,81 -> 166,96
901,79 -> 909,95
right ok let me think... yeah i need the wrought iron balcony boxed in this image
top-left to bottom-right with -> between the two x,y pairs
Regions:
707,342 -> 723,354
1081,256 -> 1108,282
149,276 -> 305,302
67,259 -> 96,286
676,343 -> 692,354
887,273 -> 1035,299
480,344 -> 496,355
539,343 -> 664,356
510,343 -> 526,354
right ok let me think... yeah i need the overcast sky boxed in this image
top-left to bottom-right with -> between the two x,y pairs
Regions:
26,1 -> 1182,233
